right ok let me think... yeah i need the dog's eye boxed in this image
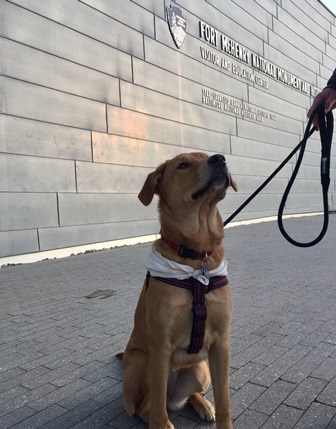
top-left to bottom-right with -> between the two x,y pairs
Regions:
178,162 -> 188,170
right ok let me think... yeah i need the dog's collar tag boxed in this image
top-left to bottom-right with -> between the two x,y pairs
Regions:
201,259 -> 209,280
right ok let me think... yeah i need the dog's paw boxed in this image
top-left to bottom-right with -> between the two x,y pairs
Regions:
189,394 -> 216,422
197,397 -> 216,422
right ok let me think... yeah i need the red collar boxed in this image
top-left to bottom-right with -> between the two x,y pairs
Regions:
163,238 -> 212,260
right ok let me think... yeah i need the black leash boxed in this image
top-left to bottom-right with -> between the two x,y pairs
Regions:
223,104 -> 334,247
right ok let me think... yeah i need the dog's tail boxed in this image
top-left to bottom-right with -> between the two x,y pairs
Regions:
116,352 -> 124,361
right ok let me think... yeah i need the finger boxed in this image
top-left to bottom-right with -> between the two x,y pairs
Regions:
313,117 -> 319,130
307,94 -> 323,118
307,90 -> 331,118
324,96 -> 336,113
307,104 -> 316,118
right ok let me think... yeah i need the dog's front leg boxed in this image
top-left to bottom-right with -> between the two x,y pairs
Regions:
209,340 -> 233,429
148,342 -> 174,429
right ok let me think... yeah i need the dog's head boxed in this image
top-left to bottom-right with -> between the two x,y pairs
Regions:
138,152 -> 237,207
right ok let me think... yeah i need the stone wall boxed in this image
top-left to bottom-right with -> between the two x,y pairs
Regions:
0,0 -> 335,258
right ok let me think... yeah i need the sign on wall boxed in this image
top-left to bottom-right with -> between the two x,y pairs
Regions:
166,4 -> 319,108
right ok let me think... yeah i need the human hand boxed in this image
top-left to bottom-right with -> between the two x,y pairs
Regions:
307,87 -> 336,130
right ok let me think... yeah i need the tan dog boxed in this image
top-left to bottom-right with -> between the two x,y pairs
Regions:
121,152 -> 237,429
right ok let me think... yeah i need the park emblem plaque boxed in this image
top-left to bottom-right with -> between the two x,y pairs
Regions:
166,4 -> 187,48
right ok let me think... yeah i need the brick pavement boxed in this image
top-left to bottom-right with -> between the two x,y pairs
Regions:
0,215 -> 336,428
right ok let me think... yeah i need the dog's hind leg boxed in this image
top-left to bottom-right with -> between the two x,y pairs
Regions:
167,361 -> 215,422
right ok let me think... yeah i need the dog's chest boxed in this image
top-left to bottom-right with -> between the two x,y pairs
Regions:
169,296 -> 229,368
155,276 -> 230,338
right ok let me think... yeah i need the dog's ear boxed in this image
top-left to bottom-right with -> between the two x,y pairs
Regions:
229,174 -> 238,192
138,163 -> 166,206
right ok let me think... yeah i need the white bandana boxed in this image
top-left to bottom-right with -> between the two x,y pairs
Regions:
146,248 -> 228,286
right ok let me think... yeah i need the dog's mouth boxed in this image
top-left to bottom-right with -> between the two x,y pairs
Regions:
192,172 -> 229,200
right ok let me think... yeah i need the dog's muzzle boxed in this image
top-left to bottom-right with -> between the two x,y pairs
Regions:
192,154 -> 229,200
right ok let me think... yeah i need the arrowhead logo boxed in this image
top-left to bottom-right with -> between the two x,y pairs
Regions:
166,5 -> 187,49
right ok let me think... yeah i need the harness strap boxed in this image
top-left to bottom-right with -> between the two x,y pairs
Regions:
189,278 -> 207,354
147,273 -> 229,354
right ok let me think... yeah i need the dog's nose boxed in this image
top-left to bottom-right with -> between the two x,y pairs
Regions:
208,154 -> 226,165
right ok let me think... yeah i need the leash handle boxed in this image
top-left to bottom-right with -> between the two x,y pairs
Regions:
223,124 -> 315,227
277,104 -> 333,247
224,103 -> 334,247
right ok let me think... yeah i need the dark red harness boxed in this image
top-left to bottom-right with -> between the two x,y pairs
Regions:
146,273 -> 229,354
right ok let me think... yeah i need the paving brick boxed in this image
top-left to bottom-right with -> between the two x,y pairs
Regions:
29,379 -> 92,411
234,409 -> 268,429
230,362 -> 266,390
93,381 -> 123,405
276,328 -> 318,349
230,322 -> 264,339
325,332 -> 336,345
260,405 -> 303,429
251,345 -> 313,387
42,400 -> 105,429
0,366 -> 51,394
0,351 -> 39,373
273,320 -> 305,337
0,383 -> 58,415
281,343 -> 336,384
0,385 -> 30,407
251,345 -> 289,366
83,360 -> 122,383
250,380 -> 296,415
284,377 -> 328,410
43,348 -> 96,370
0,406 -> 37,429
251,321 -> 284,337
19,349 -> 73,371
230,383 -> 266,420
231,334 -> 264,356
9,404 -> 67,429
327,414 -> 336,428
231,333 -> 284,369
108,410 -> 142,428
69,403 -> 122,429
57,377 -> 118,409
293,402 -> 336,429
317,379 -> 336,407
51,361 -> 106,387
70,345 -> 123,366
299,330 -> 331,347
0,367 -> 27,384
311,357 -> 336,381
170,416 -> 199,428
322,317 -> 336,334
21,362 -> 81,389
